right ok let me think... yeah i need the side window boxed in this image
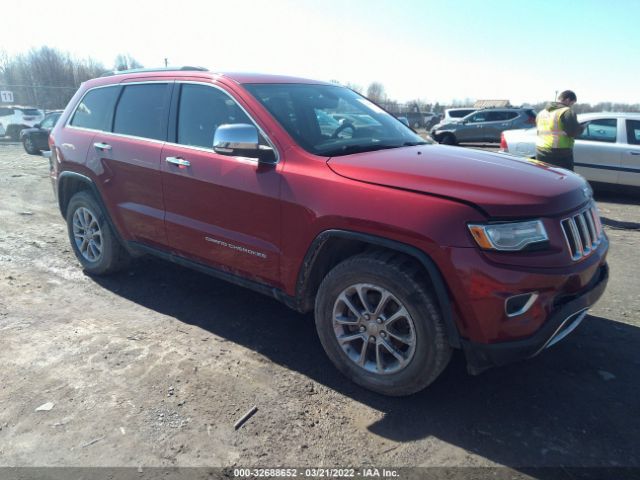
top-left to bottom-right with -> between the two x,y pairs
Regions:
626,120 -> 640,145
113,83 -> 170,140
469,112 -> 488,123
177,84 -> 252,149
70,86 -> 119,131
578,118 -> 617,143
487,111 -> 508,121
505,111 -> 519,120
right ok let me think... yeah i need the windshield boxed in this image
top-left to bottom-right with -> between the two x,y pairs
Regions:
448,109 -> 475,118
245,83 -> 429,157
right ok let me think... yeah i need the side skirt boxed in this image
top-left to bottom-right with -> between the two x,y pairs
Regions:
127,241 -> 300,312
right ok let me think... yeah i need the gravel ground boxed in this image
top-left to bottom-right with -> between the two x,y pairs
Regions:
0,142 -> 639,473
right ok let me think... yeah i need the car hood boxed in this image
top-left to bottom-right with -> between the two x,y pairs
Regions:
327,145 -> 590,217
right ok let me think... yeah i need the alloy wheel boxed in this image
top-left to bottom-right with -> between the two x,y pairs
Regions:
72,207 -> 103,262
332,283 -> 417,375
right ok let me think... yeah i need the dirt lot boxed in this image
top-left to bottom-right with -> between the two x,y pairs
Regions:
1,142 -> 639,473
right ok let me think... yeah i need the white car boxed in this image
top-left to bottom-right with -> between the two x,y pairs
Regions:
0,105 -> 45,140
442,107 -> 476,123
500,112 -> 640,187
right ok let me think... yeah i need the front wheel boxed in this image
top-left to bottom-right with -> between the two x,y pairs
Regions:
440,133 -> 456,145
315,252 -> 452,396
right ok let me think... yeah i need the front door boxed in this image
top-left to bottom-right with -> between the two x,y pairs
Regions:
161,82 -> 282,286
458,111 -> 488,142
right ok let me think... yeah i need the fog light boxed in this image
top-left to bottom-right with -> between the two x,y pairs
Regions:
505,292 -> 538,317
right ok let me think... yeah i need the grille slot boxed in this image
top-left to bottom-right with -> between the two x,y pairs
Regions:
561,204 -> 603,261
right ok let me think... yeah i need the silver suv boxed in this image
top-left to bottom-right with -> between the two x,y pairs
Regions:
431,107 -> 536,145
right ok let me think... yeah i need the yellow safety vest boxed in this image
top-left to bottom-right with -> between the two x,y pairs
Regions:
536,107 -> 574,150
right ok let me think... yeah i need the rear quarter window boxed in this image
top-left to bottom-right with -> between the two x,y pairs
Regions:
70,86 -> 120,131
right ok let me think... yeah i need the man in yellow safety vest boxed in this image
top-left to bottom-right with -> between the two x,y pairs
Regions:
536,90 -> 583,171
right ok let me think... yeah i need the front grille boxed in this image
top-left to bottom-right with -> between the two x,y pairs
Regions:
560,203 -> 603,261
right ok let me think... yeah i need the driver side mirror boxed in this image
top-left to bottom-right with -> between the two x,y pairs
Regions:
213,124 -> 276,164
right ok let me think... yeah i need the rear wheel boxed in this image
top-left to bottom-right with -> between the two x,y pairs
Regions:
66,191 -> 131,275
22,136 -> 39,155
315,252 -> 452,396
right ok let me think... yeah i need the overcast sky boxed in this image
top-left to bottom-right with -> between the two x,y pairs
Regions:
3,0 -> 638,105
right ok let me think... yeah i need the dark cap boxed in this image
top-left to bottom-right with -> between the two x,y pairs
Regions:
558,90 -> 577,102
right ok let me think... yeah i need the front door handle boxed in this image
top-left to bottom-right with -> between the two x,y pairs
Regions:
166,156 -> 191,167
630,151 -> 640,156
93,142 -> 111,151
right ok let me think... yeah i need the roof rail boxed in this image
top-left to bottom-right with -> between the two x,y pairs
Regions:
100,66 -> 208,77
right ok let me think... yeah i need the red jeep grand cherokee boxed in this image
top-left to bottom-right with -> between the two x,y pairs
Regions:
49,67 -> 608,396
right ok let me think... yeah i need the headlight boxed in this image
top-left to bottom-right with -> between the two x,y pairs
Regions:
468,220 -> 548,251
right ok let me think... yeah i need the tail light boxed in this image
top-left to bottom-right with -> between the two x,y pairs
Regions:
525,116 -> 536,125
500,132 -> 507,151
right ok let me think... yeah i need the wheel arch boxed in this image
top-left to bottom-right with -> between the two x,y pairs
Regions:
296,229 -> 460,348
57,171 -> 97,218
57,171 -> 134,255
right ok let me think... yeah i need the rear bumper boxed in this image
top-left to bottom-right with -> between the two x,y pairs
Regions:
462,262 -> 608,374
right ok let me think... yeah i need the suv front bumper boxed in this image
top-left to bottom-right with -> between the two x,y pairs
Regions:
461,262 -> 608,374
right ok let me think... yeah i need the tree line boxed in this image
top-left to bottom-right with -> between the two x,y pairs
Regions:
1,47 -> 638,114
0,47 -> 142,110
346,80 -> 640,115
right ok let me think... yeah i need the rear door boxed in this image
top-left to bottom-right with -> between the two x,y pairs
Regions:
574,118 -> 622,184
90,81 -> 171,247
58,85 -> 121,177
620,119 -> 640,186
160,82 -> 282,285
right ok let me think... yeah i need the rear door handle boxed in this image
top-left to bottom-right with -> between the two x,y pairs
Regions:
630,151 -> 640,156
93,142 -> 111,151
166,156 -> 191,167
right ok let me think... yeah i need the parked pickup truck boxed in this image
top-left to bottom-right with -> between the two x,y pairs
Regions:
49,68 -> 609,395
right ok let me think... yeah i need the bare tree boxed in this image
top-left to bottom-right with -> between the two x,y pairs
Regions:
345,82 -> 363,94
114,54 -> 143,71
0,47 -> 105,109
366,82 -> 386,103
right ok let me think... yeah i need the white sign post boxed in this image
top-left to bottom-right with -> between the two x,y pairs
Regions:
1,91 -> 14,103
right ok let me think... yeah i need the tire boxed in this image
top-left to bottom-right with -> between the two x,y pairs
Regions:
66,191 -> 131,275
440,133 -> 456,145
314,251 -> 452,396
22,136 -> 40,155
